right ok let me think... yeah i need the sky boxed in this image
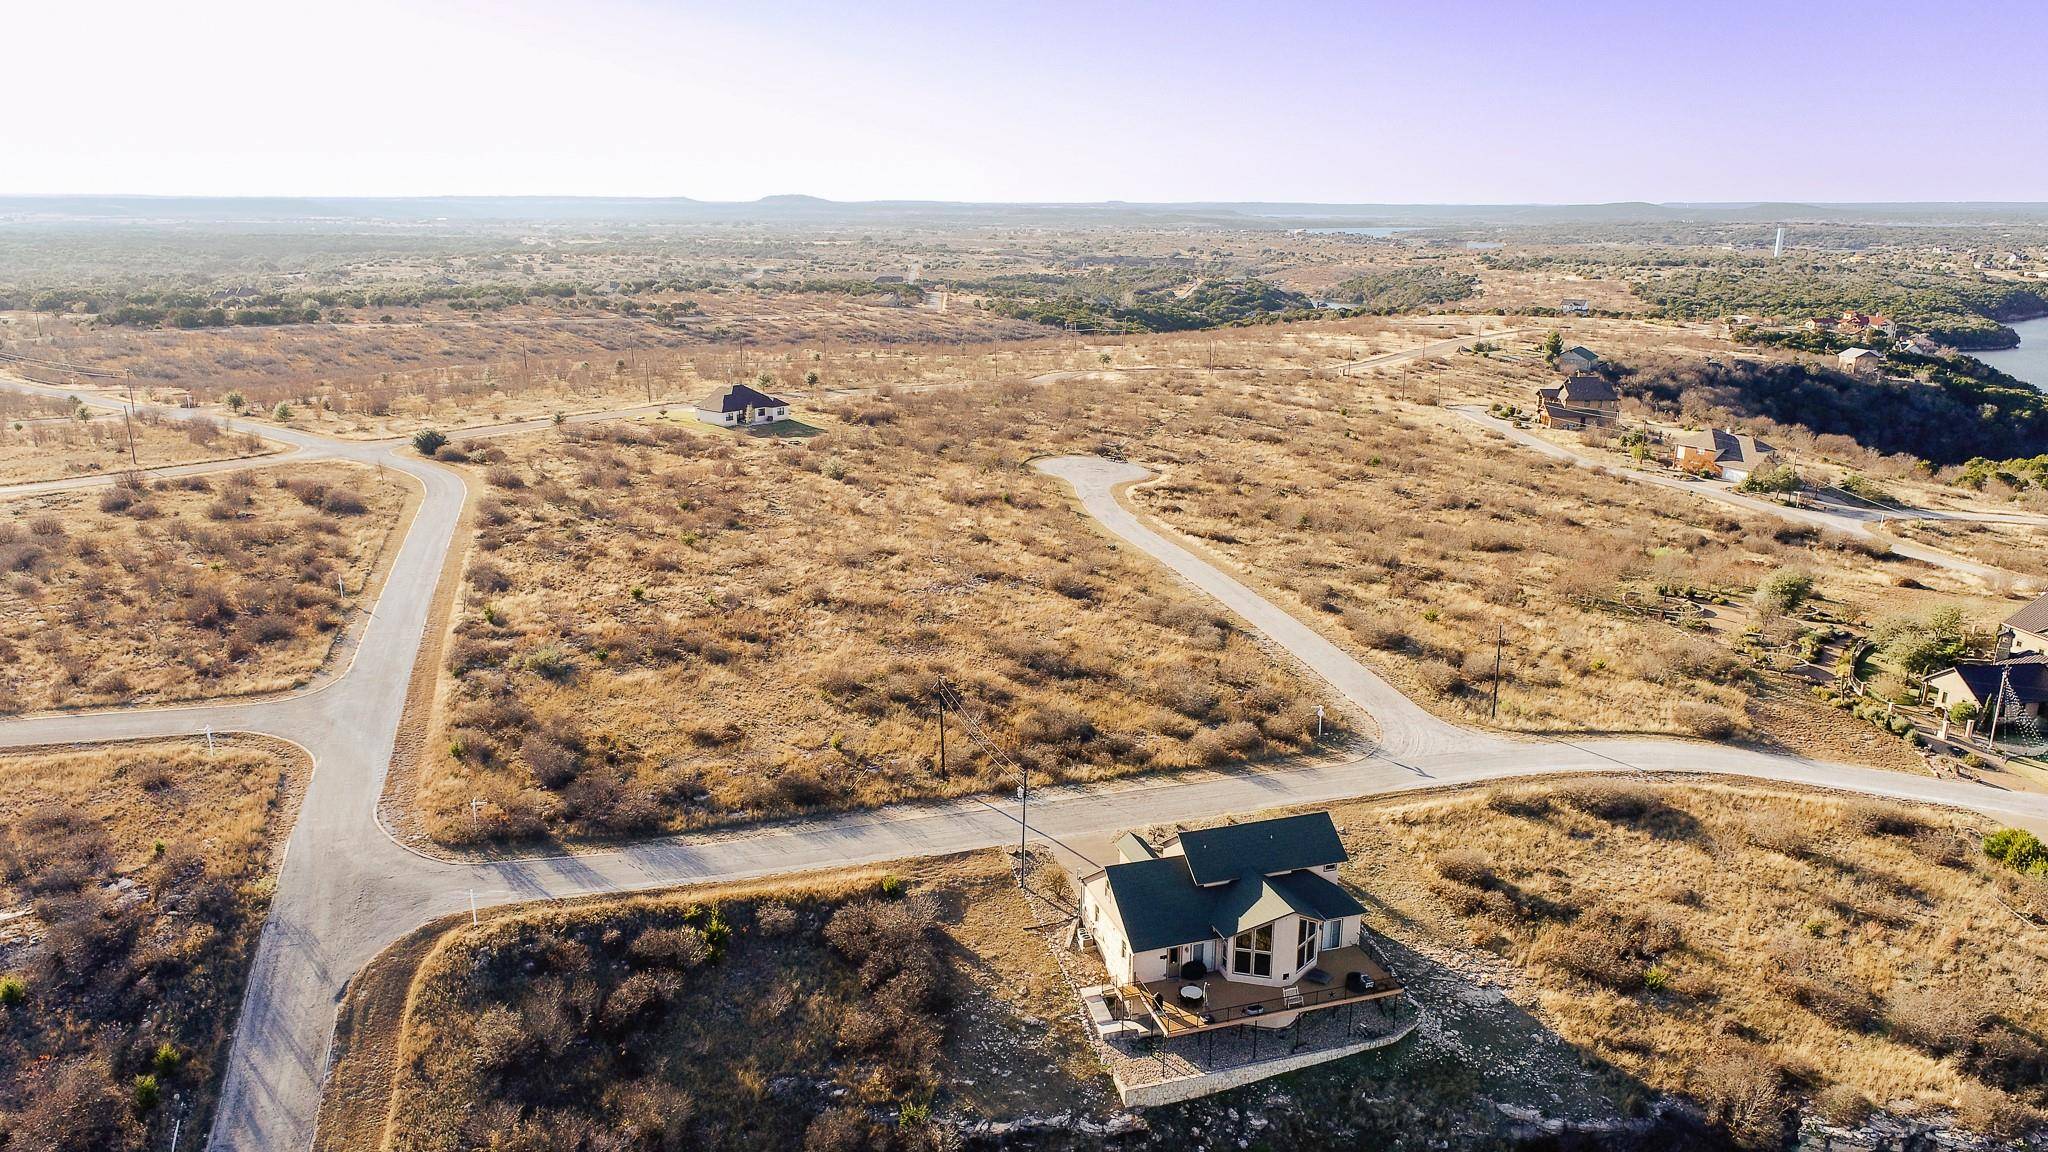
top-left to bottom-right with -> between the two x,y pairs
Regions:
7,0 -> 2045,203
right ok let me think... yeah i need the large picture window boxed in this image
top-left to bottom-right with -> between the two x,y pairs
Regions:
1232,924 -> 1273,978
1296,920 -> 1320,971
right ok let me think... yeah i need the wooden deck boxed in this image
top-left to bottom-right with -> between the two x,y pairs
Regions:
1117,945 -> 1402,1036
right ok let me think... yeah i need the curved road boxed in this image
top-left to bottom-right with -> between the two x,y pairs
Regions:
3,381 -> 2047,1148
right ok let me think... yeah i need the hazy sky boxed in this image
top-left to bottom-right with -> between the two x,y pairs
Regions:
10,0 -> 2044,202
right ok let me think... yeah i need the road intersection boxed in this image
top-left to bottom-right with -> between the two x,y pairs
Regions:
1,379 -> 2043,1149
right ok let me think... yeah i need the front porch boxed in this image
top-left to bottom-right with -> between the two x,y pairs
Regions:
1116,944 -> 1401,1036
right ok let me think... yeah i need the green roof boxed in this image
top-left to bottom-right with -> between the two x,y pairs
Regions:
1176,812 -> 1348,886
1100,813 -> 1363,952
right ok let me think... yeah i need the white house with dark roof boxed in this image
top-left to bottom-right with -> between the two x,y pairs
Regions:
693,383 -> 790,427
1077,812 -> 1400,1037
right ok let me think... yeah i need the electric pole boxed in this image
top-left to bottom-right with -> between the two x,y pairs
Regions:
1491,625 -> 1504,719
1018,762 -> 1030,890
123,380 -> 139,467
935,679 -> 948,780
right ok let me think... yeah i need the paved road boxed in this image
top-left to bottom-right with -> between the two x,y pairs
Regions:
1448,405 -> 2025,585
4,372 -> 2047,1149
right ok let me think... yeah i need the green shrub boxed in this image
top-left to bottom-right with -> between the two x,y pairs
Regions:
0,975 -> 24,1005
152,1043 -> 182,1076
412,428 -> 450,456
1948,700 -> 1980,726
1643,965 -> 1671,992
879,875 -> 907,900
132,1074 -> 160,1111
1983,828 -> 2046,872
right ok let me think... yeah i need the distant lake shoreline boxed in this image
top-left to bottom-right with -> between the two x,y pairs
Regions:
1972,314 -> 2048,393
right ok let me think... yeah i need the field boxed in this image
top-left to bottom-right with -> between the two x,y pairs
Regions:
402,315 -> 2034,848
0,393 -> 272,484
354,852 -> 1101,1152
415,410 -> 1333,846
1338,779 -> 2048,1145
0,461 -> 410,713
0,737 -> 310,1152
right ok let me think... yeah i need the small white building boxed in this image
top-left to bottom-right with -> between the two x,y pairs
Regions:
693,383 -> 790,428
1837,347 -> 1882,377
1560,299 -> 1590,316
1078,812 -> 1397,1035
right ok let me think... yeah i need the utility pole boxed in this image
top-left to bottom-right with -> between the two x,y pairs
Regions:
123,380 -> 139,467
1490,625 -> 1504,719
1017,764 -> 1030,890
935,679 -> 948,780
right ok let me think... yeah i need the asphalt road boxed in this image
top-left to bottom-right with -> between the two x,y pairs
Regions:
2,377 -> 2046,1150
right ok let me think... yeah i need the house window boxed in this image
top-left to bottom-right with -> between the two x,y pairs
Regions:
1231,925 -> 1272,978
1323,919 -> 1342,950
1296,921 -> 1319,971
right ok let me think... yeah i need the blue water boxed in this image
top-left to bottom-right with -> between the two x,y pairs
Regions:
1973,314 -> 2048,393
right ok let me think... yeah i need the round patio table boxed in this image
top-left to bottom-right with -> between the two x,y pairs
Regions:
1178,985 -> 1204,1006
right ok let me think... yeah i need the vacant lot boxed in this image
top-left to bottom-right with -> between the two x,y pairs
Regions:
0,462 -> 409,713
0,397 -> 270,484
419,413 -> 1330,846
367,852 -> 1101,1152
794,332 -> 1999,760
1339,779 -> 2047,1145
0,737 -> 309,1152
14,293 -> 1040,420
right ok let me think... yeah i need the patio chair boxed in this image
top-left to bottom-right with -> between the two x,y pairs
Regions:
1283,985 -> 1304,1009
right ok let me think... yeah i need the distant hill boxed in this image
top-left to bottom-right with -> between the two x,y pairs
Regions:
4,195 -> 2048,229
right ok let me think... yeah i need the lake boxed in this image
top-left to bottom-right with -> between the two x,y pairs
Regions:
1972,314 -> 2048,392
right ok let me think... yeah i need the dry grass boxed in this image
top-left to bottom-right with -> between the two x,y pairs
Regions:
419,411 -> 1331,846
1341,779 -> 2048,1143
377,851 -> 1099,1152
413,315 -> 2012,846
0,737 -> 310,1152
0,462 -> 409,713
0,398 -> 270,484
22,294 -> 1040,433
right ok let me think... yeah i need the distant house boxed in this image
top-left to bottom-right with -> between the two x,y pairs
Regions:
1536,374 -> 1621,429
1804,317 -> 1839,333
1560,299 -> 1590,316
1899,334 -> 1942,357
2000,590 -> 2048,659
693,383 -> 791,428
1837,347 -> 1883,377
1553,346 -> 1599,373
1670,428 -> 1777,484
1077,812 -> 1402,1040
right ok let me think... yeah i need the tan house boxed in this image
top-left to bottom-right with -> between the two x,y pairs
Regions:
1670,428 -> 1777,483
1837,347 -> 1883,377
1077,812 -> 1401,1038
1999,590 -> 2048,659
1536,374 -> 1620,429
1926,657 -> 2047,727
